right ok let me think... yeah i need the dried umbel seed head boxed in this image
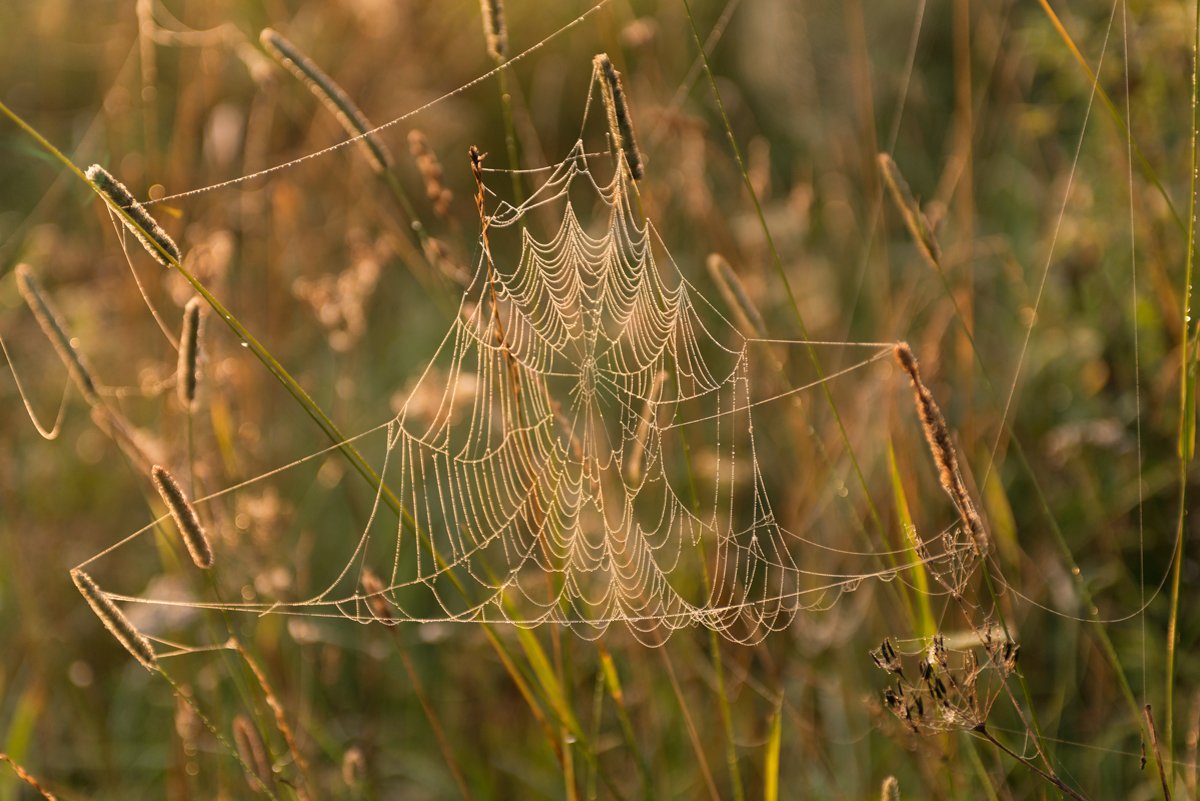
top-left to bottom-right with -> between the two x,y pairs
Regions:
71,569 -> 157,670
177,297 -> 203,409
479,0 -> 507,60
15,264 -> 101,406
151,465 -> 213,569
85,164 -> 181,268
594,53 -> 644,180
893,343 -> 987,553
260,28 -> 394,175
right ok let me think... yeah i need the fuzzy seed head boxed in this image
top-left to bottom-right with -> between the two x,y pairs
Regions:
151,465 -> 213,569
480,0 -> 508,60
594,53 -> 644,180
260,28 -> 393,174
178,298 -> 203,409
71,569 -> 157,670
86,164 -> 181,268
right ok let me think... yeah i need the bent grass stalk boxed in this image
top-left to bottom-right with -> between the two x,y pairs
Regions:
15,264 -> 101,406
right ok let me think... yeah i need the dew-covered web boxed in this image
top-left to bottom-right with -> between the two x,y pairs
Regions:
75,39 -> 985,652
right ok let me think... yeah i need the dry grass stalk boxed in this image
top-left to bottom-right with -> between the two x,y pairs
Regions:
0,753 -> 58,801
259,28 -> 394,174
151,465 -> 213,569
408,130 -> 453,218
878,153 -> 941,269
15,264 -> 101,406
594,53 -> 644,180
85,164 -> 181,267
479,0 -> 508,60
177,298 -> 202,409
90,406 -> 163,472
233,714 -> 274,794
706,253 -> 766,338
627,369 -> 667,483
1144,705 -> 1173,801
71,568 -> 157,670
230,639 -> 313,797
893,343 -> 987,553
880,776 -> 900,801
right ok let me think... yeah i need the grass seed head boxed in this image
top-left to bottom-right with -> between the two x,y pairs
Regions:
894,343 -> 987,553
151,464 -> 213,569
480,0 -> 508,60
260,28 -> 394,174
594,53 -> 644,180
71,568 -> 157,670
85,164 -> 181,268
177,297 -> 203,409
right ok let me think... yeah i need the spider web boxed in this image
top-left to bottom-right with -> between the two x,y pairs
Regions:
80,68 -> 978,650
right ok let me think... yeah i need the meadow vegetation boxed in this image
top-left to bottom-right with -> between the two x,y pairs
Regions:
1,0 -> 1198,798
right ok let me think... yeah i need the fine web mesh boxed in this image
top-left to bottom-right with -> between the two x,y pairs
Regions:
80,63 -> 981,650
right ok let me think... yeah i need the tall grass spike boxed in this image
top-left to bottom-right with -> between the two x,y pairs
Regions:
594,53 -> 644,180
85,164 -> 181,268
71,568 -> 157,670
894,343 -> 987,552
260,28 -> 394,175
151,464 -> 213,569
178,298 -> 202,409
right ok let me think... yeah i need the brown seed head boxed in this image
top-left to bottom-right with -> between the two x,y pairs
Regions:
71,569 -> 157,670
151,465 -> 213,569
86,164 -> 181,267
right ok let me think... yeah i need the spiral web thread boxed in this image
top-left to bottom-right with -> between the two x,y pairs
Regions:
87,102 -> 981,651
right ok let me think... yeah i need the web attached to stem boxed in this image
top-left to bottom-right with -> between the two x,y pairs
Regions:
82,76 -> 980,649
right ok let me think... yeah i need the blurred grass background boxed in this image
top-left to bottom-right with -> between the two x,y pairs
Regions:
1,0 -> 1198,798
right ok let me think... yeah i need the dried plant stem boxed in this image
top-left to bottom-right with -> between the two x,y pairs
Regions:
158,670 -> 282,801
229,639 -> 313,799
973,725 -> 1088,801
363,571 -> 475,801
15,264 -> 101,406
0,753 -> 58,800
1144,705 -> 1174,801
